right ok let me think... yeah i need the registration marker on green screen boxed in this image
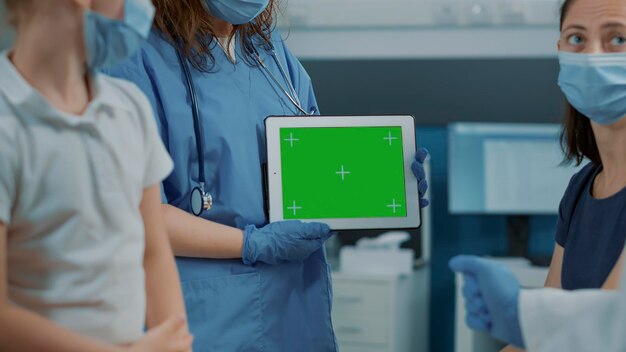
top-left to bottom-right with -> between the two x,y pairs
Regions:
280,127 -> 407,219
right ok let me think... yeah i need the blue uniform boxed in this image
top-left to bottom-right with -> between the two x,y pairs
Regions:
557,162 -> 626,290
108,31 -> 337,351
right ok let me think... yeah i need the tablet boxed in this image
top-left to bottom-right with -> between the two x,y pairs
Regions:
265,115 -> 421,230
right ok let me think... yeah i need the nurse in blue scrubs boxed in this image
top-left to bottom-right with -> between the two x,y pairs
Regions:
108,0 -> 429,350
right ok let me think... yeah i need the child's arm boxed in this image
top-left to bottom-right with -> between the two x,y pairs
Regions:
0,221 -> 192,352
141,185 -> 189,334
0,222 -> 117,352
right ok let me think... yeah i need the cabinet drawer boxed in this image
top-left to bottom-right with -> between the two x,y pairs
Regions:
333,312 -> 389,345
333,281 -> 390,313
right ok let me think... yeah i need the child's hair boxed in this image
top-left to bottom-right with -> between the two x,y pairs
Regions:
4,0 -> 33,27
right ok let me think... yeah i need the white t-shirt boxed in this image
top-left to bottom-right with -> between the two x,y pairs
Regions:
0,52 -> 173,344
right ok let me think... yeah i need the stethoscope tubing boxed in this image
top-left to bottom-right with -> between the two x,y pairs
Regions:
245,40 -> 310,116
176,37 -> 310,216
176,49 -> 207,186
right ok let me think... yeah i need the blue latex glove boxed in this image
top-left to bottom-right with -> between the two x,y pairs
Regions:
449,255 -> 525,349
242,220 -> 332,265
411,147 -> 430,208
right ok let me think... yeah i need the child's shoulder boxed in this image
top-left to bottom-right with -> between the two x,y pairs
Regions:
0,96 -> 22,137
95,74 -> 157,136
96,74 -> 153,119
99,73 -> 147,102
0,100 -> 21,157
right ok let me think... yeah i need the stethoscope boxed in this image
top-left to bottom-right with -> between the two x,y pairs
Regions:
175,38 -> 312,216
243,40 -> 311,116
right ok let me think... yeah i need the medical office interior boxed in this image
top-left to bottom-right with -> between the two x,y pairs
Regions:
275,1 -> 570,351
0,1 -> 580,352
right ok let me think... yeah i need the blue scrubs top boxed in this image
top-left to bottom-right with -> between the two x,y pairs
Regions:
556,162 -> 626,290
108,31 -> 337,351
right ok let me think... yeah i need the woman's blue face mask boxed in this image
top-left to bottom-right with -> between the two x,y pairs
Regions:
84,0 -> 155,70
205,0 -> 270,25
558,52 -> 626,126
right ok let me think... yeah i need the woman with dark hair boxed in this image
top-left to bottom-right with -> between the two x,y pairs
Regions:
541,0 -> 626,294
500,0 -> 626,350
107,0 -> 429,351
453,0 -> 626,350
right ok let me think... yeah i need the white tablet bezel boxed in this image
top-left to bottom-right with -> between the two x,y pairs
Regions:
265,115 -> 421,230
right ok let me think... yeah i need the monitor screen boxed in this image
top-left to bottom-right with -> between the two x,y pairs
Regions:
448,123 -> 583,215
280,126 -> 407,219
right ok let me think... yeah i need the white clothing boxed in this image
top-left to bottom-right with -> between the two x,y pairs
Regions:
0,52 -> 173,344
520,247 -> 626,351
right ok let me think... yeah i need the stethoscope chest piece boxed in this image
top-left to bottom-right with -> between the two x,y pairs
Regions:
190,183 -> 213,216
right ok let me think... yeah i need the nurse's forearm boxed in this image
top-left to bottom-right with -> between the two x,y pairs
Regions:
162,204 -> 244,259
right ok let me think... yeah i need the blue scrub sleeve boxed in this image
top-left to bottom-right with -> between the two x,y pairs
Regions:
0,127 -> 17,224
131,86 -> 174,190
104,61 -> 171,204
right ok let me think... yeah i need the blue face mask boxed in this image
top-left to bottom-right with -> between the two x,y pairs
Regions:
84,0 -> 155,70
205,0 -> 270,25
558,52 -> 626,126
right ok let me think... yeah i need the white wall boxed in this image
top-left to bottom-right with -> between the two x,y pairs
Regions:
0,0 -> 562,58
280,0 -> 561,28
280,27 -> 560,60
278,0 -> 562,60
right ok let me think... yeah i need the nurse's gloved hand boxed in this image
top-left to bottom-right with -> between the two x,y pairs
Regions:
449,255 -> 525,349
242,221 -> 333,265
411,147 -> 430,208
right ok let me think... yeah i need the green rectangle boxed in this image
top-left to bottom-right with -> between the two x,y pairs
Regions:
281,127 -> 407,219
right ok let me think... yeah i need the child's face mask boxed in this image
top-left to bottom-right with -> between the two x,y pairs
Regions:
83,0 -> 155,70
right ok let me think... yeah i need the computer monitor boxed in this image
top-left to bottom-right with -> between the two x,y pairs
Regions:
449,123 -> 583,215
448,123 -> 583,259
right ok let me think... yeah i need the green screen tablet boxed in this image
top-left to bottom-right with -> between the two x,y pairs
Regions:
266,115 -> 420,230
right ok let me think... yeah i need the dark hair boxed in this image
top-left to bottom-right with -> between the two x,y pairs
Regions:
560,0 -> 577,29
152,0 -> 278,72
559,0 -> 601,166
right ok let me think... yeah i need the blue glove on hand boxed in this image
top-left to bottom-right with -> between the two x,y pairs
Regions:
449,255 -> 525,349
411,147 -> 430,208
242,221 -> 333,265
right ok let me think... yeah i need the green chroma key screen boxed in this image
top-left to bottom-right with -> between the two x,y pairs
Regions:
280,126 -> 407,219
